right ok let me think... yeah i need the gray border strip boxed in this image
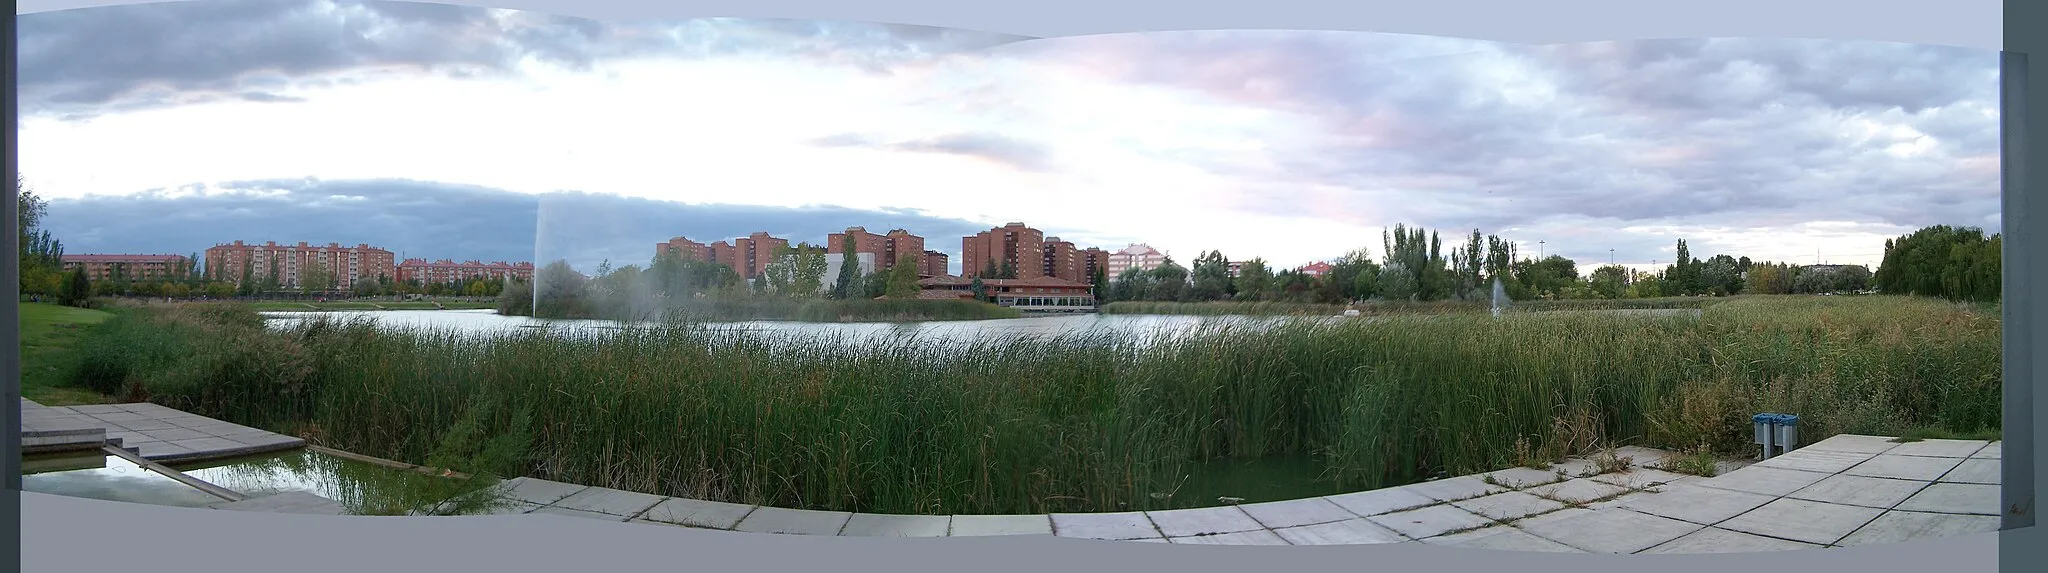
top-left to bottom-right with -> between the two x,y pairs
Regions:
3,2 -> 2030,573
2006,4 -> 2048,573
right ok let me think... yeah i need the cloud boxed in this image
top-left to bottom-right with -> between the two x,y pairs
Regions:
42,177 -> 998,273
809,131 -> 1055,171
973,33 -> 1999,265
18,0 -> 1031,118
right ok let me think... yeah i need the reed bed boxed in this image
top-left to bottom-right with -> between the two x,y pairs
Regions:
66,295 -> 1999,516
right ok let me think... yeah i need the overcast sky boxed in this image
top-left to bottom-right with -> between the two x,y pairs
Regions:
19,0 -> 1999,275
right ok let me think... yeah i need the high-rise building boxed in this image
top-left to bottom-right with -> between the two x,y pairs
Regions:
204,241 -> 396,291
1105,243 -> 1168,278
60,254 -> 192,282
826,227 -> 930,273
920,250 -> 950,278
961,223 -> 1048,279
1042,237 -> 1083,283
661,232 -> 789,280
397,259 -> 536,285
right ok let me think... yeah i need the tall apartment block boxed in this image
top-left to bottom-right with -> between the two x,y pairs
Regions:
654,232 -> 789,280
397,259 -> 536,284
961,223 -> 1048,279
826,227 -> 938,275
60,254 -> 193,282
1106,243 -> 1168,278
204,241 -> 396,290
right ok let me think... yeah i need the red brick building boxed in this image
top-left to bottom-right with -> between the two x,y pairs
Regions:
826,227 -> 936,274
656,232 -> 789,280
60,254 -> 192,282
961,223 -> 1047,279
920,250 -> 950,278
397,259 -> 536,285
204,241 -> 395,291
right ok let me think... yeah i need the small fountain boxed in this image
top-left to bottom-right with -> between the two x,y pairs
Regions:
1490,277 -> 1509,318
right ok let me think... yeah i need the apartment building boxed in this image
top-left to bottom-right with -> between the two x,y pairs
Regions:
60,254 -> 192,282
397,259 -> 536,285
204,241 -> 395,290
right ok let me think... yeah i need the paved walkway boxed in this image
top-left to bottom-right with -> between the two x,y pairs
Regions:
469,436 -> 2002,552
20,398 -> 306,463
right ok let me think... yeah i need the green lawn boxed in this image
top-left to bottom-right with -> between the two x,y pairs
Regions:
18,302 -> 116,405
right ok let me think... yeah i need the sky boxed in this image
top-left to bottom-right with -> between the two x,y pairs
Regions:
18,0 -> 2001,276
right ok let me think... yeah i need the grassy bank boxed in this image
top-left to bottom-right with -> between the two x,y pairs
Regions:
505,297 -> 1024,323
1102,296 -> 1714,317
55,295 -> 1999,516
18,302 -> 116,405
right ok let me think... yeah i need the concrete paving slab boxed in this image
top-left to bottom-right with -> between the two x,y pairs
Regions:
731,507 -> 855,535
1051,511 -> 1162,540
1483,467 -> 1567,489
186,422 -> 255,437
90,411 -> 153,423
638,498 -> 757,530
1526,479 -> 1633,505
1940,458 -> 2000,485
1364,503 -> 1495,539
1805,434 -> 1902,455
550,487 -> 666,517
1515,509 -> 1704,554
1753,449 -> 1878,474
1695,465 -> 1831,497
1322,487 -> 1438,517
1169,530 -> 1291,545
1894,483 -> 2001,516
1836,510 -> 2003,546
1507,507 -> 1595,529
1401,475 -> 1508,502
1844,454 -> 1964,482
133,442 -> 198,459
1271,518 -> 1407,545
1588,467 -> 1697,490
104,418 -> 182,432
63,404 -> 127,414
1611,446 -> 1676,467
1973,442 -> 2001,459
1145,505 -> 1265,537
1640,527 -> 1822,554
948,514 -> 1053,536
529,506 -> 630,522
1424,526 -> 1586,553
1128,538 -> 1171,543
140,427 -> 211,442
1786,474 -> 1933,509
1886,439 -> 1989,458
175,437 -> 261,455
1717,498 -> 1885,546
1451,491 -> 1567,521
1547,458 -> 1603,477
839,513 -> 952,537
226,434 -> 305,449
210,492 -> 347,515
1236,497 -> 1358,529
497,477 -> 590,506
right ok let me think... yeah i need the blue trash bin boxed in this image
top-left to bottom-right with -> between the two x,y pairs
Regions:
1752,413 -> 1778,459
1774,414 -> 1800,453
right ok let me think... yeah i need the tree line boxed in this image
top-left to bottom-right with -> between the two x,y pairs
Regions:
505,236 -> 935,320
1100,224 -> 1893,305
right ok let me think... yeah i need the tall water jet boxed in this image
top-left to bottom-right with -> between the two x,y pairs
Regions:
1490,277 -> 1509,318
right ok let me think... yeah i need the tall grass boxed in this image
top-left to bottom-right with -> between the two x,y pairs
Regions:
68,295 -> 1998,516
1103,297 -> 1711,317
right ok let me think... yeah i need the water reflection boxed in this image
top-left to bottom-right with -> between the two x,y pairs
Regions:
168,449 -> 511,516
22,452 -> 225,508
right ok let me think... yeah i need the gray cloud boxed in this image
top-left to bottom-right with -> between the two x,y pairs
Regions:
42,178 -> 996,274
810,131 -> 1055,171
984,33 -> 1999,265
19,0 -> 1030,118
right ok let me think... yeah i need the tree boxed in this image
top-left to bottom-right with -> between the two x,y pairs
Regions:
885,253 -> 923,299
1090,268 -> 1109,302
970,277 -> 989,302
862,271 -> 890,298
833,235 -> 860,299
981,259 -> 1001,280
788,243 -> 830,298
998,260 -> 1018,280
1189,250 -> 1232,301
1109,268 -> 1149,302
1588,265 -> 1630,299
299,259 -> 334,295
1875,225 -> 1999,301
1148,256 -> 1189,301
59,267 -> 92,307
1234,259 -> 1273,302
1377,262 -> 1417,301
17,178 -> 67,297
